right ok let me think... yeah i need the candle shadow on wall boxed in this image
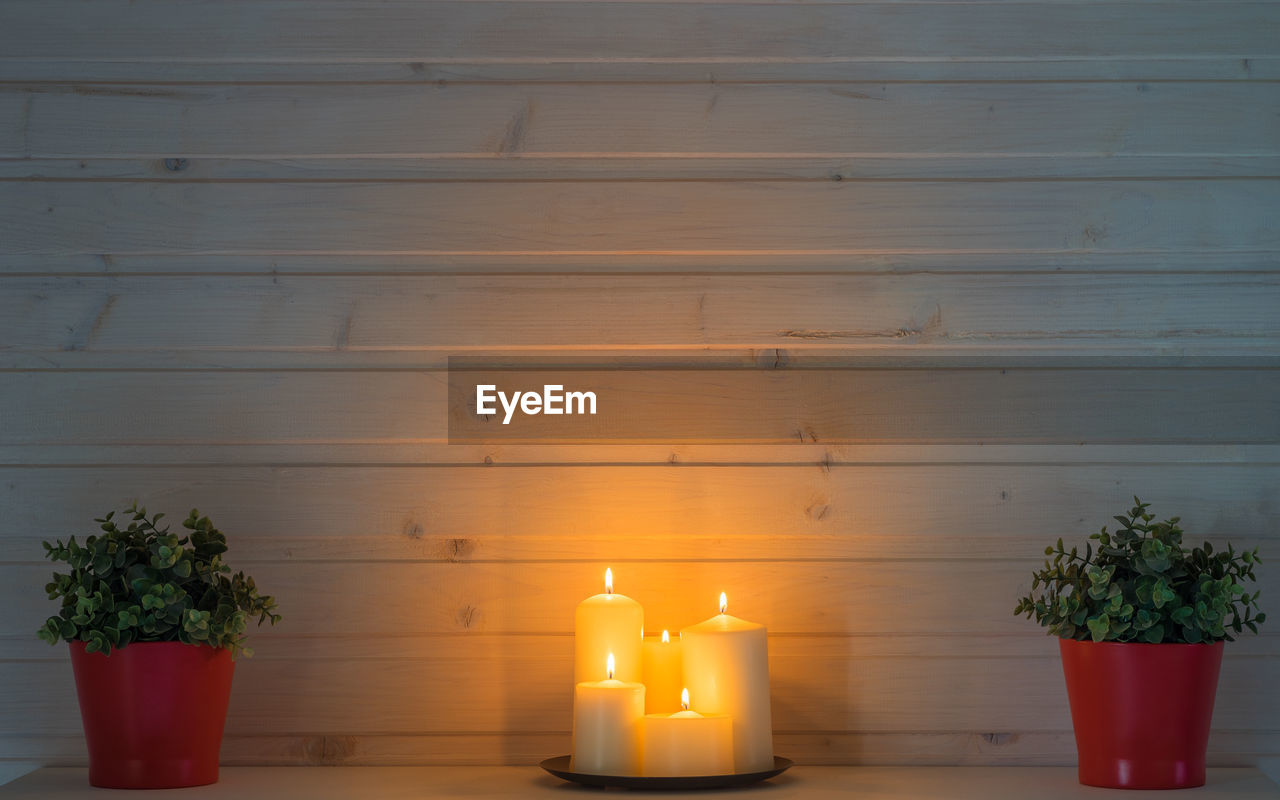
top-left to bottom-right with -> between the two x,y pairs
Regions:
493,566 -> 574,765
499,630 -> 574,765
769,638 -> 855,766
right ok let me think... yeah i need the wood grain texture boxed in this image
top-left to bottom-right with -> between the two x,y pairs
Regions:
8,155 -> 1280,182
2,641 -> 1277,736
2,2 -> 1277,63
5,251 -> 1279,278
8,632 -> 1279,664
5,180 -> 1279,254
3,58 -> 1277,83
6,349 -> 1280,372
1,443 -> 1278,467
5,726 -> 1280,766
5,561 -> 1277,641
2,275 -> 1278,356
5,83 -> 1278,160
1,465 -> 1276,561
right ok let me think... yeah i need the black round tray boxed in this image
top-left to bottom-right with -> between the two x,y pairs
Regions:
539,755 -> 792,790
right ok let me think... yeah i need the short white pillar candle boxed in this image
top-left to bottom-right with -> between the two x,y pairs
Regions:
641,688 -> 734,777
571,653 -> 645,776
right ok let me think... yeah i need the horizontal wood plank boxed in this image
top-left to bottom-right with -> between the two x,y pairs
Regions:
5,181 -> 1280,254
2,639 -> 1275,735
0,731 -> 1081,767
7,632 -> 1278,663
4,251 -> 1279,278
2,58 -> 1278,84
3,275 -> 1279,356
5,83 -> 1277,163
1,464 -> 1277,562
11,730 -> 1268,768
6,349 -> 1280,371
5,561 -> 1276,640
2,2 -> 1276,65
1,443 -> 1278,467
226,730 -> 1280,767
8,155 -> 1280,182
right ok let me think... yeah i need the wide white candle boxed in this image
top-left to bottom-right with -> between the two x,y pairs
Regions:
680,592 -> 773,773
575,568 -> 643,683
641,688 -> 734,777
572,653 -> 645,776
641,630 -> 683,714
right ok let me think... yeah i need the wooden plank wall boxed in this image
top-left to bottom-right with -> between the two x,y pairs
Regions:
1,0 -> 1278,769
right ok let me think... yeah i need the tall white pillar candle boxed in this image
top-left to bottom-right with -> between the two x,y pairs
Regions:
680,592 -> 773,773
575,568 -> 643,684
572,654 -> 646,776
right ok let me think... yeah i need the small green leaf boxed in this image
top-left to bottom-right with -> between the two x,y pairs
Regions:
1087,614 -> 1111,642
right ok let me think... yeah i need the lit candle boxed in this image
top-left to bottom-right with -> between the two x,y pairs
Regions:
641,629 -> 683,714
641,688 -> 734,777
575,568 -> 643,683
680,592 -> 773,773
572,653 -> 646,776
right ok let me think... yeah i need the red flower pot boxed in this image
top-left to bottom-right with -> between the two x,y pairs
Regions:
69,640 -> 235,789
1059,638 -> 1224,790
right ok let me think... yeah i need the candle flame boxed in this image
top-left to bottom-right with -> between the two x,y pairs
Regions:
719,592 -> 727,614
681,688 -> 690,711
605,567 -> 613,595
661,629 -> 670,644
607,652 -> 615,680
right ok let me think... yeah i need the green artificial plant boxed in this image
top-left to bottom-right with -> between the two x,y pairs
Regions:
1015,497 -> 1264,643
38,503 -> 281,656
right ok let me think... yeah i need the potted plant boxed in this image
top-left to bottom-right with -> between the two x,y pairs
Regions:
38,503 -> 281,789
1015,497 -> 1264,789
